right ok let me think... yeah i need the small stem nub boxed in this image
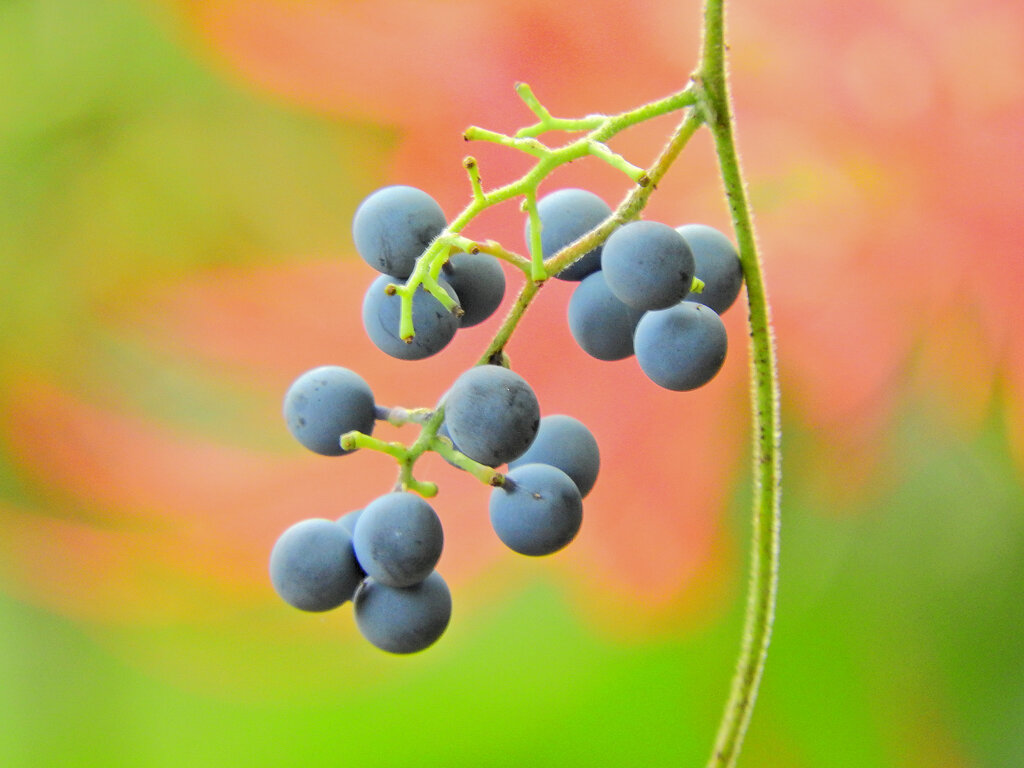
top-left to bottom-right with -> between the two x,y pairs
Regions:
464,156 -> 485,203
516,82 -> 552,122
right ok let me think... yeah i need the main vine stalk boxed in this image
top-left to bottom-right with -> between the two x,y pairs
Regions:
697,0 -> 781,766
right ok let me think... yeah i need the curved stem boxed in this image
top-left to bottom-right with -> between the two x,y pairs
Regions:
698,0 -> 782,766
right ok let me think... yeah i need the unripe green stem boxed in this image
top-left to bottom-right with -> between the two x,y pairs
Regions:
462,239 -> 533,274
464,126 -> 550,157
339,431 -> 406,460
514,82 -> 553,123
430,436 -> 506,486
587,140 -> 647,183
477,280 -> 541,366
463,157 -> 486,203
398,467 -> 438,498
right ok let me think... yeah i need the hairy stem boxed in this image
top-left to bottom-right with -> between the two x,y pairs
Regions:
476,109 -> 703,366
698,0 -> 782,766
395,85 -> 699,338
545,111 -> 702,278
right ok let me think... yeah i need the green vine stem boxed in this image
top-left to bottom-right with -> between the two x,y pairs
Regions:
697,0 -> 782,766
387,85 -> 699,340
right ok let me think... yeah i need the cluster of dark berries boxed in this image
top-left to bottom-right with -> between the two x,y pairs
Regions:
270,484 -> 450,654
271,186 -> 601,654
442,365 -> 598,557
272,182 -> 742,653
536,188 -> 743,390
273,364 -> 453,654
356,186 -> 506,360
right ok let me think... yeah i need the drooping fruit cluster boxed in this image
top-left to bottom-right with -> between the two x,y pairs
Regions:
271,186 -> 602,654
272,180 -> 740,654
541,189 -> 743,389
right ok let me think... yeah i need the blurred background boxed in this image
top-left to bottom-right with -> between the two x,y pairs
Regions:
1,0 -> 1022,765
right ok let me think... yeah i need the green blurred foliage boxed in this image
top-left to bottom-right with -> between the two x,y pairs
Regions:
752,393 -> 1024,768
0,0 -> 392,378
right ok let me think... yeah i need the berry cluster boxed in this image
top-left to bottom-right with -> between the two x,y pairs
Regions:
538,188 -> 743,389
272,185 -> 603,654
269,491 -> 450,654
357,186 -> 506,360
271,180 -> 743,652
272,178 -> 741,653
443,366 -> 597,557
